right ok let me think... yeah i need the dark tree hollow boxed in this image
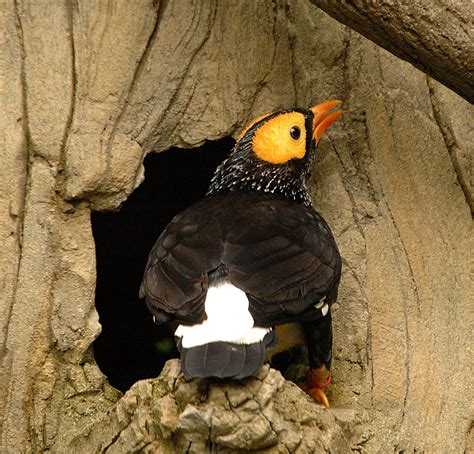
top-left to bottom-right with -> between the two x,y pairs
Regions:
92,138 -> 234,391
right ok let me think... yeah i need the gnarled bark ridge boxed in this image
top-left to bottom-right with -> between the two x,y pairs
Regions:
311,0 -> 474,103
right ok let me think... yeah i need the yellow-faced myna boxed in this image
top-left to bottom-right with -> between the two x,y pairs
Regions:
140,101 -> 343,407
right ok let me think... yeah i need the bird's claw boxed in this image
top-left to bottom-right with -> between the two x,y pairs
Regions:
307,386 -> 330,408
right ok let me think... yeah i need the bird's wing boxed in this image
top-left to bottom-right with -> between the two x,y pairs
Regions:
221,194 -> 341,326
140,193 -> 341,326
139,197 -> 224,324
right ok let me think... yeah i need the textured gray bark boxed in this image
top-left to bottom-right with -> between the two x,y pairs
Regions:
54,361 -> 358,453
311,0 -> 474,103
1,0 -> 472,453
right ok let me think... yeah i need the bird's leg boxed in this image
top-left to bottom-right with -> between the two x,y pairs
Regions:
299,312 -> 333,408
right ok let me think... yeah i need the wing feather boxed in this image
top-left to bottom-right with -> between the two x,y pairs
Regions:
140,193 -> 341,326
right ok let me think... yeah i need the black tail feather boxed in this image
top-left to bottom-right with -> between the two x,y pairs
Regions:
236,343 -> 265,379
179,330 -> 275,380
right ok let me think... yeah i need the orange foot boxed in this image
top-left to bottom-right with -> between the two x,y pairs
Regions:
300,365 -> 332,408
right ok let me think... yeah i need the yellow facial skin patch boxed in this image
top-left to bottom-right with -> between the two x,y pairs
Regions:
251,112 -> 307,164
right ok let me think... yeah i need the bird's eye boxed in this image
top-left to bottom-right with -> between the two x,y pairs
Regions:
290,126 -> 301,140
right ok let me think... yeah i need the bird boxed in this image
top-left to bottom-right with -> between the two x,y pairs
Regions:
140,100 -> 343,407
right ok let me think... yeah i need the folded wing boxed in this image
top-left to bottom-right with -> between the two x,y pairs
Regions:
140,192 -> 341,326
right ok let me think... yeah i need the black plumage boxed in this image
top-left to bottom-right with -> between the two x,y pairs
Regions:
140,192 -> 341,327
179,331 -> 276,380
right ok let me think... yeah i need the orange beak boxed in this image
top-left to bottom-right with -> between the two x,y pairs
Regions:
310,100 -> 344,144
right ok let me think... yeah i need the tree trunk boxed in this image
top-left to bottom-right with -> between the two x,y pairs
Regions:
311,0 -> 474,103
1,0 -> 472,452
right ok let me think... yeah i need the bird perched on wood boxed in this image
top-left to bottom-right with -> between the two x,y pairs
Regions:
140,101 -> 343,407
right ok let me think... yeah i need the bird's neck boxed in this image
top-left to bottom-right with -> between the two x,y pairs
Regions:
206,157 -> 313,206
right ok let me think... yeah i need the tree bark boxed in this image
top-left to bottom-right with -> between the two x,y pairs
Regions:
311,0 -> 474,103
1,0 -> 472,452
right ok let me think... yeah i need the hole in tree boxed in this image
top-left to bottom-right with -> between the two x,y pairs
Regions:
92,137 -> 234,392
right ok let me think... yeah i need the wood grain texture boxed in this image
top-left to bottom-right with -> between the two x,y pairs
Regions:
311,0 -> 474,102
